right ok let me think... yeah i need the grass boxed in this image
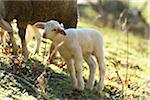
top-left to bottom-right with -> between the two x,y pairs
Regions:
0,20 -> 150,99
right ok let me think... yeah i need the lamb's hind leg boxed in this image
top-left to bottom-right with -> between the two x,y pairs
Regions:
84,54 -> 96,90
95,47 -> 105,92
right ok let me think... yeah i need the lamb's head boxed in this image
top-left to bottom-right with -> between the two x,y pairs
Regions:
34,20 -> 66,40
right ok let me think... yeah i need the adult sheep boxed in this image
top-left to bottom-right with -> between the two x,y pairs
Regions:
0,0 -> 77,59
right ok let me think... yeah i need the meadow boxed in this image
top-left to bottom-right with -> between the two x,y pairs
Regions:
0,19 -> 149,99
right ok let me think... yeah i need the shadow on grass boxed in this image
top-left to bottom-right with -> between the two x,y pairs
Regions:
0,57 -> 123,100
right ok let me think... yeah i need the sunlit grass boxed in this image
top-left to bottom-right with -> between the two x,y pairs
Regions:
0,19 -> 149,99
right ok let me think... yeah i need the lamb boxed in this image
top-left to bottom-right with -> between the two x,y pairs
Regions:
25,24 -> 42,54
0,19 -> 12,48
0,19 -> 18,48
25,24 -> 58,63
35,20 -> 105,92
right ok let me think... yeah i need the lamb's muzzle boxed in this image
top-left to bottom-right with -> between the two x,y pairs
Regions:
43,33 -> 47,38
57,28 -> 66,35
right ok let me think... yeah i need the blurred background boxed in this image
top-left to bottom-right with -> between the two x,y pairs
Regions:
77,0 -> 150,38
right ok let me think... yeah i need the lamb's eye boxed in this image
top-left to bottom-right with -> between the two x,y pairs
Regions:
53,29 -> 57,31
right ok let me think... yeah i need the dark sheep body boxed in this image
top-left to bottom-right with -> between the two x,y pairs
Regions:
4,1 -> 77,28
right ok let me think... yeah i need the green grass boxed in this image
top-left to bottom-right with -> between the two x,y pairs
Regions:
0,20 -> 150,99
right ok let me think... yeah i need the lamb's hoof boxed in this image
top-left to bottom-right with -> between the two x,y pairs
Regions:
78,81 -> 85,91
86,83 -> 93,90
97,85 -> 105,98
97,84 -> 104,92
34,50 -> 39,54
71,89 -> 82,99
62,89 -> 82,100
72,89 -> 83,94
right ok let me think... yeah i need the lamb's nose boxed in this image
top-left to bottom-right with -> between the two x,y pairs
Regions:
43,33 -> 46,38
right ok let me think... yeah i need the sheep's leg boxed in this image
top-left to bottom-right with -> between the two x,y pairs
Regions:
35,34 -> 41,54
48,43 -> 57,63
8,31 -> 17,55
0,28 -> 6,47
0,27 -> 2,43
65,59 -> 78,89
26,24 -> 41,54
25,25 -> 34,45
84,54 -> 96,90
46,43 -> 57,64
18,27 -> 29,60
32,25 -> 41,54
74,51 -> 84,91
2,32 -> 6,48
95,48 -> 105,92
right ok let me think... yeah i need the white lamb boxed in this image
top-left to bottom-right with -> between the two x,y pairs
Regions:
35,20 -> 105,92
25,24 -> 42,54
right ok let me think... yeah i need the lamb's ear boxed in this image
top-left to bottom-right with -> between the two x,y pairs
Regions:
59,29 -> 66,35
60,23 -> 64,28
34,22 -> 45,29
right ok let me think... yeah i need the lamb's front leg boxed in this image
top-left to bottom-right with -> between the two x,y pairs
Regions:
74,52 -> 85,91
65,59 -> 78,89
